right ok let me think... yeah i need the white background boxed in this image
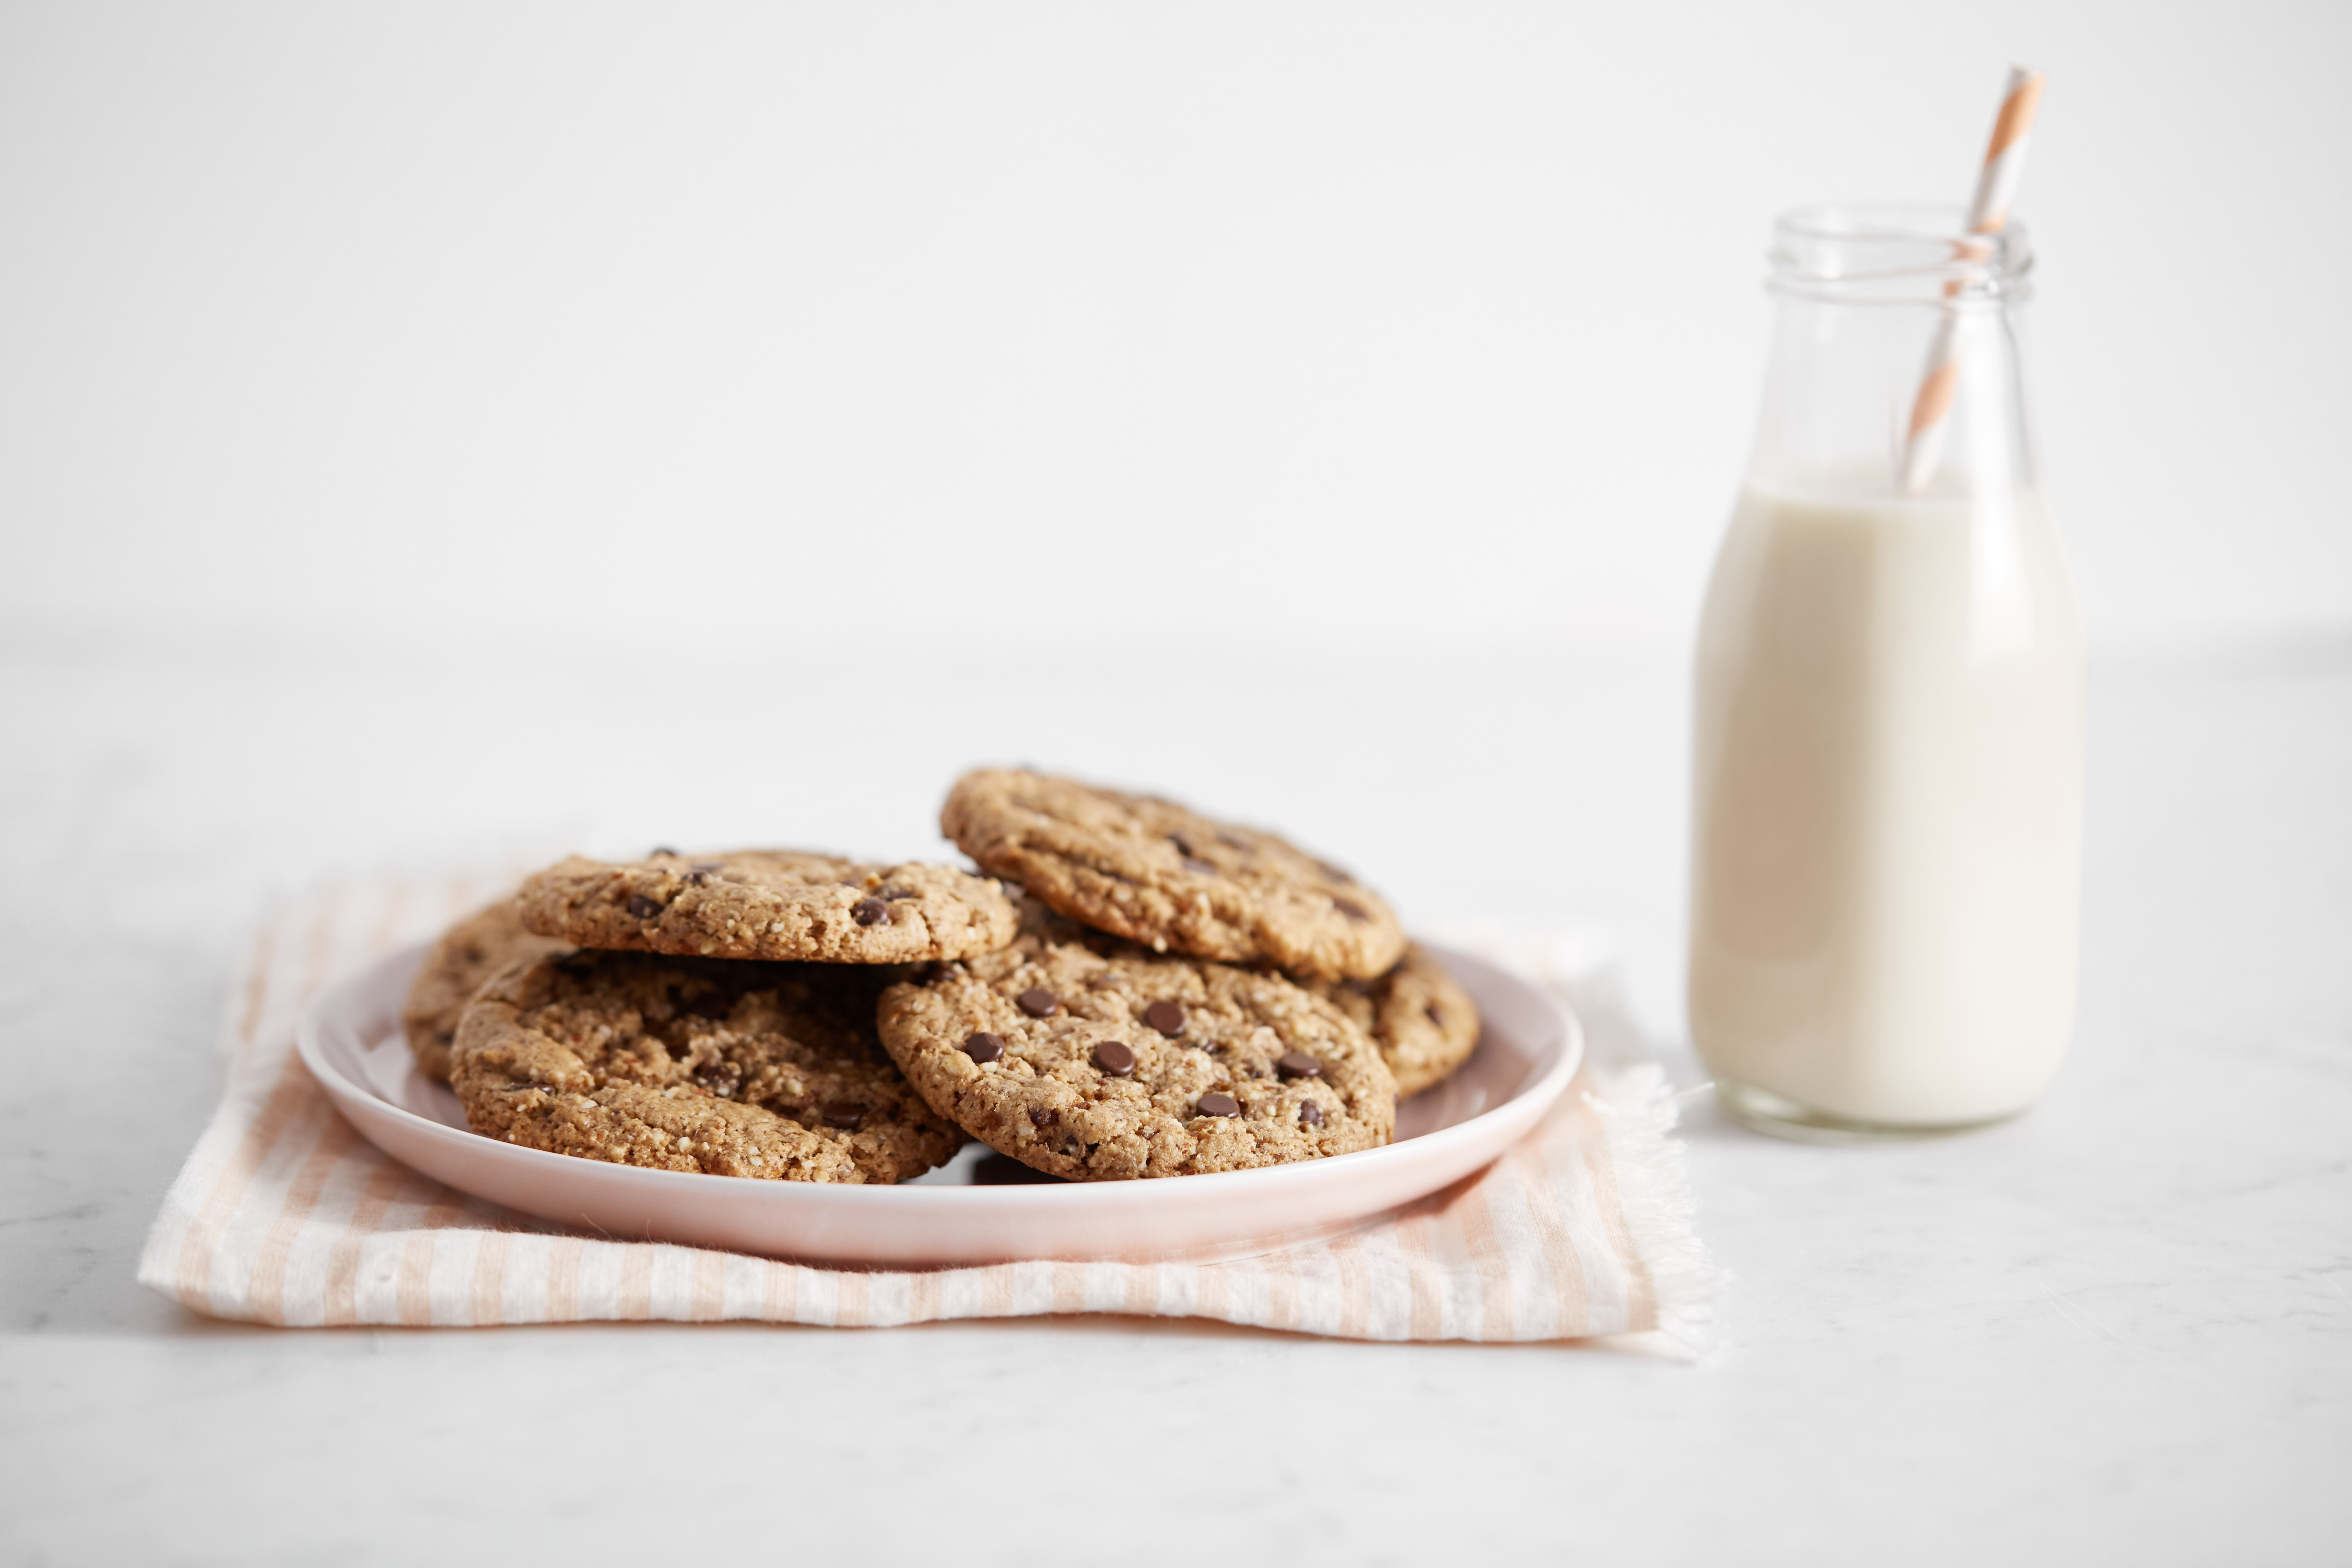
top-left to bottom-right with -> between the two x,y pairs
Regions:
3,0 -> 2348,654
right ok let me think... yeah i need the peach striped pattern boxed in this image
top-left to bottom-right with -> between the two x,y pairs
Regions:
137,870 -> 1713,1348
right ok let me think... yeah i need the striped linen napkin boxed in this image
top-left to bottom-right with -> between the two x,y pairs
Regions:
137,867 -> 1716,1351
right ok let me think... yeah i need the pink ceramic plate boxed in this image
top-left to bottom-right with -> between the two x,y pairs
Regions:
297,942 -> 1581,1266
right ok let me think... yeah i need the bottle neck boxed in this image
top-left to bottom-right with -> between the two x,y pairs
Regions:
1746,203 -> 2040,502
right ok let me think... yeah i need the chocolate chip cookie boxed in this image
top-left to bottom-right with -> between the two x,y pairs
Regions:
940,769 -> 1406,980
517,849 -> 1017,964
1306,944 -> 1481,1098
878,904 -> 1395,1180
451,950 -> 963,1183
401,897 -> 572,1083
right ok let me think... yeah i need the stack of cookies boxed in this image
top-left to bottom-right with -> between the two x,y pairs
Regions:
402,769 -> 1479,1184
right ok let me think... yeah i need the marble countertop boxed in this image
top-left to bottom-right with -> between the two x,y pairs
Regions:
2,632 -> 2345,1564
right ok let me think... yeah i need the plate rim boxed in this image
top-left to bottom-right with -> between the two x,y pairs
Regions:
296,939 -> 1582,1216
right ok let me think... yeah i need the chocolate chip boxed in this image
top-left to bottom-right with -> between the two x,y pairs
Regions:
650,846 -> 679,857
690,860 -> 724,873
1181,858 -> 1219,875
1143,999 -> 1186,1036
1196,1092 -> 1241,1118
1316,860 -> 1355,885
626,893 -> 664,920
1216,832 -> 1251,851
880,886 -> 914,900
1299,1101 -> 1324,1127
684,871 -> 710,886
853,896 -> 888,926
1276,1050 -> 1322,1079
1425,1004 -> 1445,1026
822,1105 -> 864,1130
1339,977 -> 1374,997
1332,897 -> 1370,922
1091,1041 -> 1136,1076
972,1152 -> 1063,1185
1168,833 -> 1198,858
1017,987 -> 1059,1018
962,1031 -> 1004,1064
1028,1106 -> 1059,1129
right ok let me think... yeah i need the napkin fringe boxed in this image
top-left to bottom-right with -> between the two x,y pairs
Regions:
1587,1064 -> 1720,1363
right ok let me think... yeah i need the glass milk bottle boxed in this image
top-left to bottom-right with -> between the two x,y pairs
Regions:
1688,203 -> 2085,1138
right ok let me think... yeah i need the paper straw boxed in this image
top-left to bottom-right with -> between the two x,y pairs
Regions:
1897,66 -> 2046,494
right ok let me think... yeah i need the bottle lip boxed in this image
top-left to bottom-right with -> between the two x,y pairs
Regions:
1770,200 -> 2034,304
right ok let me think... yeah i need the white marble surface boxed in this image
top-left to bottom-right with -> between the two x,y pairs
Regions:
2,631 -> 2347,1564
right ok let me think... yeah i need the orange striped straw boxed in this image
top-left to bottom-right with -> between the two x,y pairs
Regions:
1898,65 -> 2046,494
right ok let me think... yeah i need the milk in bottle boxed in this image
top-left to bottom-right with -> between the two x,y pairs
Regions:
1688,205 -> 2084,1136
